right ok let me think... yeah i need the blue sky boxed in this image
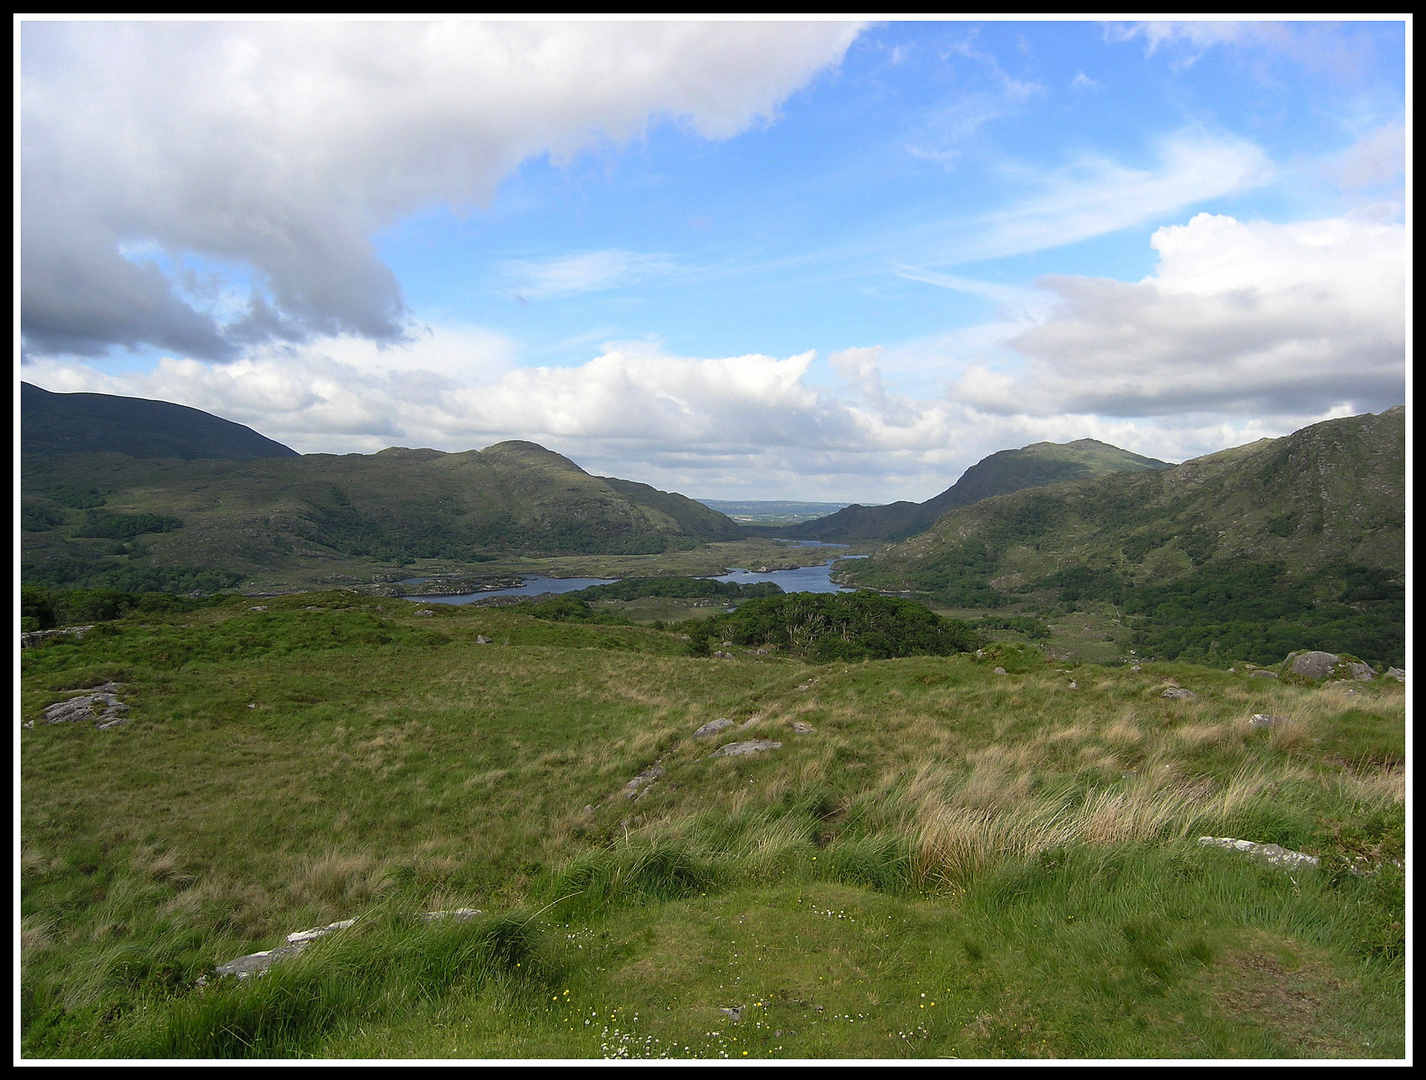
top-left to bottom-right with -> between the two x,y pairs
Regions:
19,19 -> 1407,500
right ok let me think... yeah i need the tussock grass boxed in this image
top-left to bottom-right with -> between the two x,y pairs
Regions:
21,599 -> 1406,1057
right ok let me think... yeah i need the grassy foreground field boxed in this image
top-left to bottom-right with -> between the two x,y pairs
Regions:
20,594 -> 1405,1058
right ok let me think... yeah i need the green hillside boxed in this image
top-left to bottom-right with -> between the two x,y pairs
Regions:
21,383 -> 300,461
20,595 -> 1404,1058
754,439 -> 1169,543
842,409 -> 1406,667
21,440 -> 743,593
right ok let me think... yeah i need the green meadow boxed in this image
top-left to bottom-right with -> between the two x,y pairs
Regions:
20,594 -> 1405,1058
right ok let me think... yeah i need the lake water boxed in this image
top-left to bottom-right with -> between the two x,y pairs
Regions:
412,550 -> 866,605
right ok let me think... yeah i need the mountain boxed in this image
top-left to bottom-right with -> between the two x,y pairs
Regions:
748,439 -> 1170,542
841,408 -> 1406,667
21,431 -> 744,593
21,383 -> 300,461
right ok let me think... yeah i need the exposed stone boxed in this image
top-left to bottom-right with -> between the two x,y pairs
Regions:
711,740 -> 782,758
420,908 -> 483,922
1249,670 -> 1279,679
31,684 -> 130,729
993,667 -> 1007,675
739,717 -> 760,729
1385,667 -> 1405,682
792,722 -> 814,735
1248,714 -> 1288,729
1347,662 -> 1374,681
1198,836 -> 1319,872
20,625 -> 94,649
1161,687 -> 1199,700
250,605 -> 268,612
414,609 -> 434,617
624,764 -> 665,798
719,1006 -> 744,1021
1288,651 -> 1340,679
693,718 -> 736,739
214,945 -> 305,979
475,635 -> 492,644
286,919 -> 357,945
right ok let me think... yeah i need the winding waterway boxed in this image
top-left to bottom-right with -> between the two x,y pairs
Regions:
412,544 -> 866,605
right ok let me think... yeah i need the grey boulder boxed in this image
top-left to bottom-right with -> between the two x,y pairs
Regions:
711,740 -> 782,758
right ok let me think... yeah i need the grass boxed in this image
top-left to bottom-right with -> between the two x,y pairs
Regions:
20,593 -> 1406,1058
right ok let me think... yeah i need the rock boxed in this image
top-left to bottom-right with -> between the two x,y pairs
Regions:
1068,681 -> 1078,690
1248,714 -> 1288,729
1249,670 -> 1279,678
20,625 -> 95,649
693,718 -> 736,739
33,684 -> 130,729
1161,688 -> 1199,700
711,740 -> 782,758
993,667 -> 1007,675
1198,836 -> 1319,872
1385,667 -> 1405,682
475,635 -> 492,644
1347,662 -> 1374,681
1131,664 -> 1142,672
286,918 -> 357,945
414,609 -> 434,617
215,945 -> 305,978
420,908 -> 482,922
624,764 -> 665,798
719,1006 -> 743,1021
249,605 -> 268,612
739,717 -> 760,730
1288,650 -> 1340,679
792,722 -> 814,734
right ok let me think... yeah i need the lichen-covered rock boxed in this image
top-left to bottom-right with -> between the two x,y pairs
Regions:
1198,836 -> 1319,871
1347,661 -> 1375,681
792,722 -> 814,734
1385,667 -> 1405,682
1288,651 -> 1341,679
1248,714 -> 1288,729
624,764 -> 664,798
693,718 -> 736,739
30,684 -> 130,729
1249,669 -> 1279,678
1161,687 -> 1199,700
711,740 -> 782,758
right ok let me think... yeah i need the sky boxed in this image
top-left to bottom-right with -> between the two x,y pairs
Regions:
17,18 -> 1408,502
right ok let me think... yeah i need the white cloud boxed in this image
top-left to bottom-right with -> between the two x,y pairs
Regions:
502,250 -> 678,299
20,20 -> 862,357
958,131 -> 1272,263
959,212 -> 1405,417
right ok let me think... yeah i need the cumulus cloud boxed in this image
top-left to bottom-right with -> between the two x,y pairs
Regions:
959,212 -> 1405,417
27,320 -> 1340,503
20,20 -> 861,358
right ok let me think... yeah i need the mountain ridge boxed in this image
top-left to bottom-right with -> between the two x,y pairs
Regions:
748,438 -> 1170,543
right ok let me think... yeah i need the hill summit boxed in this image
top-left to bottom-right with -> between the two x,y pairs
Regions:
21,383 -> 300,461
756,438 -> 1169,543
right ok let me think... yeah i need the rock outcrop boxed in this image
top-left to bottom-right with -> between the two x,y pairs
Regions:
27,683 -> 130,729
1198,836 -> 1320,872
711,740 -> 782,758
1285,651 -> 1374,681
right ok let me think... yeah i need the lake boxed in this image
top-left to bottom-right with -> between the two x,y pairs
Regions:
412,550 -> 866,605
